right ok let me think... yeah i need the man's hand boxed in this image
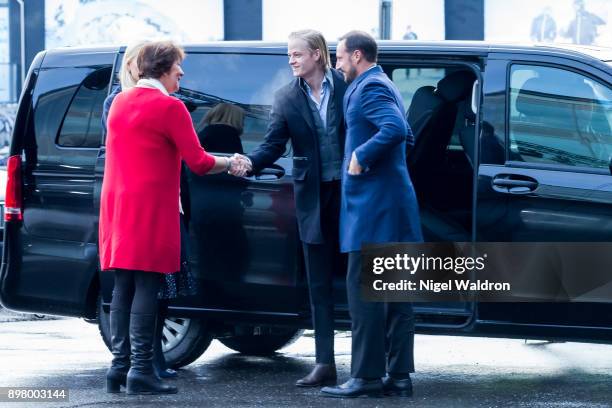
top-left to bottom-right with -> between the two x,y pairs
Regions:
348,151 -> 363,175
229,153 -> 252,177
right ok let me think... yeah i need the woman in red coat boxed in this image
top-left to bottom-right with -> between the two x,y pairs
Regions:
99,41 -> 235,396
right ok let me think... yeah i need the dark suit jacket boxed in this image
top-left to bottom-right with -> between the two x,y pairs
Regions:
101,86 -> 121,131
340,66 -> 423,252
248,69 -> 347,244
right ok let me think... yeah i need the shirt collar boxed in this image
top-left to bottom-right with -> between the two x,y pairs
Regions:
351,64 -> 381,87
324,68 -> 334,89
136,78 -> 169,96
300,69 -> 333,94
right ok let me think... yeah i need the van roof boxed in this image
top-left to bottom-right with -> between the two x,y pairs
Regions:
46,40 -> 612,65
192,40 -> 612,62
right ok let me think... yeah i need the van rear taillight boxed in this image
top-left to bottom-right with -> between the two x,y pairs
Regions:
5,155 -> 23,222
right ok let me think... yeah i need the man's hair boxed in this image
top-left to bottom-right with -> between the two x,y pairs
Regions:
119,40 -> 149,90
200,103 -> 245,134
338,30 -> 378,63
137,41 -> 185,79
288,29 -> 331,69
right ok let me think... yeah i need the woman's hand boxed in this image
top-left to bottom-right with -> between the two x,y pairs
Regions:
207,155 -> 239,175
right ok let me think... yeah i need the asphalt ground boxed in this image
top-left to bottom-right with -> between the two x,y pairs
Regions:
0,317 -> 611,407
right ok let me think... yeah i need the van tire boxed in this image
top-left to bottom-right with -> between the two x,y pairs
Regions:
97,295 -> 213,369
218,328 -> 304,356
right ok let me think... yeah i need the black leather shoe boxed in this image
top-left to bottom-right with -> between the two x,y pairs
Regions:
126,313 -> 178,395
156,368 -> 178,379
295,364 -> 337,387
383,375 -> 413,397
321,378 -> 383,398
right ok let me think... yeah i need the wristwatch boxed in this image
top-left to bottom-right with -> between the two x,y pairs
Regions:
225,157 -> 233,173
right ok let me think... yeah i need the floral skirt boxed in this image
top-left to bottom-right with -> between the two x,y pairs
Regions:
158,261 -> 197,299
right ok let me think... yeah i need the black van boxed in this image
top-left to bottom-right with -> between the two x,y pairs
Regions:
1,42 -> 612,368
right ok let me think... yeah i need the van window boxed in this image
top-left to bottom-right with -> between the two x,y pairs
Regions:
509,64 -> 612,170
178,53 -> 293,154
57,67 -> 111,148
391,68 -> 446,112
391,67 -> 470,148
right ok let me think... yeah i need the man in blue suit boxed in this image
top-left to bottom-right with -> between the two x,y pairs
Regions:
321,31 -> 423,398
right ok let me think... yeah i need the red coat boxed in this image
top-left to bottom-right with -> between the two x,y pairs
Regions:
99,87 -> 215,274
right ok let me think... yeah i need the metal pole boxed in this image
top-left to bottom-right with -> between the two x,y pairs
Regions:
379,0 -> 392,40
15,0 -> 25,87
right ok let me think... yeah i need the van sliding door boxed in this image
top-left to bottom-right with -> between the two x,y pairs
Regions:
379,57 -> 484,329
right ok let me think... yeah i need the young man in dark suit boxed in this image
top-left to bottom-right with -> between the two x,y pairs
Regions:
321,30 -> 423,399
231,29 -> 347,388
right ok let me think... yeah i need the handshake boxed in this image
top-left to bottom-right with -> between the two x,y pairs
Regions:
227,153 -> 253,177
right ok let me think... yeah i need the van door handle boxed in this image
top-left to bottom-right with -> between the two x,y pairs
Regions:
492,174 -> 538,194
255,167 -> 285,180
244,166 -> 285,181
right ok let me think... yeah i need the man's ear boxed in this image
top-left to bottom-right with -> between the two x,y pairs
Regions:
313,48 -> 321,62
352,49 -> 362,64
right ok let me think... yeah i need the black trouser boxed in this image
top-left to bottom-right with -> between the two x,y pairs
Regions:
347,251 -> 415,379
301,180 -> 344,365
110,270 -> 161,315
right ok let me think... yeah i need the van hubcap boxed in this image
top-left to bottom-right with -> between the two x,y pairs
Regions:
161,317 -> 191,352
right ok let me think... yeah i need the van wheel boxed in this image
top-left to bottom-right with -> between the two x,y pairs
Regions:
218,327 -> 304,356
96,295 -> 213,369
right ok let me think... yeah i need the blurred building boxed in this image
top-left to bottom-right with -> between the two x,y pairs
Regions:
1,0 -> 610,104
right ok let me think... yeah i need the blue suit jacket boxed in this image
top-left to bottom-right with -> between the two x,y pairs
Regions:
101,86 -> 121,132
340,66 -> 423,253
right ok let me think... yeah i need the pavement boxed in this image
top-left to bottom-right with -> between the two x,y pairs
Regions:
0,308 -> 60,323
0,317 -> 611,407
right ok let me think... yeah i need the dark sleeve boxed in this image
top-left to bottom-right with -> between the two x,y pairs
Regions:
247,91 -> 290,172
180,162 -> 191,225
101,86 -> 121,132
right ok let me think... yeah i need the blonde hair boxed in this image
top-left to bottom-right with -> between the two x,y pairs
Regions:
200,103 -> 245,134
119,41 -> 149,90
288,29 -> 330,69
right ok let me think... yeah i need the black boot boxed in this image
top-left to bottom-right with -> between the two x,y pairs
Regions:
126,313 -> 178,395
106,310 -> 131,393
153,314 -> 177,379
